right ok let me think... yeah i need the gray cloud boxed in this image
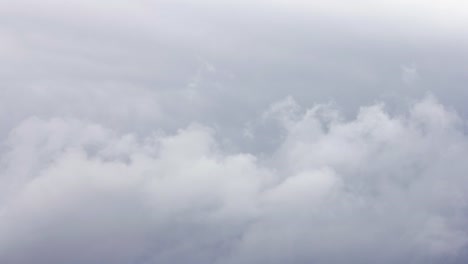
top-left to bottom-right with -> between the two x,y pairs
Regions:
1,1 -> 468,263
1,96 -> 468,263
1,0 -> 468,128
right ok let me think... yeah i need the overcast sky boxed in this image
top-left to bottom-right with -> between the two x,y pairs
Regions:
1,1 -> 468,263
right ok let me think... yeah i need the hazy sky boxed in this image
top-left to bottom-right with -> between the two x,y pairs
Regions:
1,1 -> 468,263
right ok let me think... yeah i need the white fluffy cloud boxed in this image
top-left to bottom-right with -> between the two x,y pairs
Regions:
1,96 -> 467,263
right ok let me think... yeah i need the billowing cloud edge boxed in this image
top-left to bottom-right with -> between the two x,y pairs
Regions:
1,95 -> 468,263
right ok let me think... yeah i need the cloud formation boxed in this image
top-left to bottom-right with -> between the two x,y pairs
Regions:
1,96 -> 468,264
1,1 -> 468,263
1,0 -> 468,132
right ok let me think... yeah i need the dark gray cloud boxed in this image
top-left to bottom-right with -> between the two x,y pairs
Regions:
1,1 -> 468,263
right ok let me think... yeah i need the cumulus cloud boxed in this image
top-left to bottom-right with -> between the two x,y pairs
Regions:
1,1 -> 468,263
1,96 -> 467,264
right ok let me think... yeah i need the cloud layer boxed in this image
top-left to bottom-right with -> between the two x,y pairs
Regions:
1,1 -> 468,263
1,96 -> 468,264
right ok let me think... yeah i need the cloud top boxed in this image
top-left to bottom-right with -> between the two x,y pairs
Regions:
1,96 -> 467,263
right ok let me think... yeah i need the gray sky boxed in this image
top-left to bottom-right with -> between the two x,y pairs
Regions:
1,1 -> 468,263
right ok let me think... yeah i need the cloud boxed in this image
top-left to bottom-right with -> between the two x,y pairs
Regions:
1,1 -> 468,263
401,64 -> 419,86
0,96 -> 467,263
2,0 -> 468,135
